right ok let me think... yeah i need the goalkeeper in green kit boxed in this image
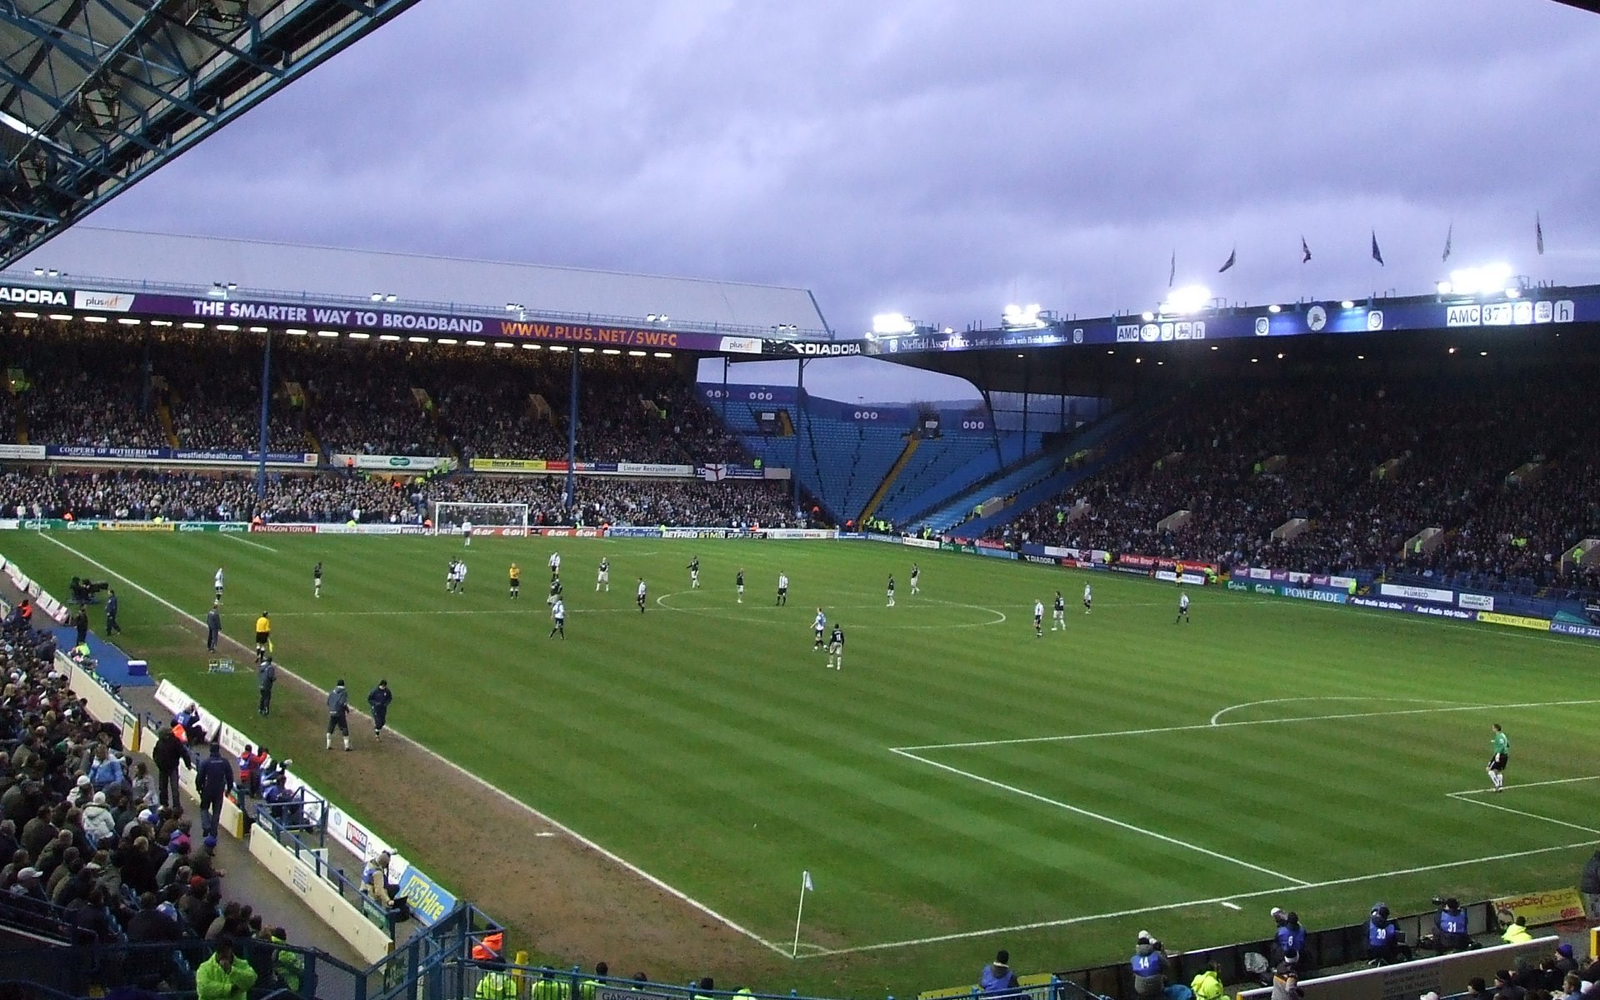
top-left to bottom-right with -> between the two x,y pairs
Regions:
1486,723 -> 1510,792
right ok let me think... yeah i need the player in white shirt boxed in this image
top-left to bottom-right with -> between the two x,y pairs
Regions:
886,575 -> 896,607
909,563 -> 920,595
1083,583 -> 1093,614
1176,591 -> 1191,624
636,577 -> 647,613
548,552 -> 561,581
812,608 -> 827,651
826,624 -> 845,670
214,567 -> 225,602
461,520 -> 473,547
776,572 -> 789,606
456,560 -> 468,594
548,598 -> 566,639
596,557 -> 610,591
1033,599 -> 1045,638
1052,591 -> 1065,631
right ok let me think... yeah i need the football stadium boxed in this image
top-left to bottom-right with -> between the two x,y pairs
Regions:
0,5 -> 1598,1000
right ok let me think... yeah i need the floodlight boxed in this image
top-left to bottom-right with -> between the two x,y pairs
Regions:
1001,304 -> 1045,329
1340,300 -> 1355,309
1140,311 -> 1155,322
1445,263 -> 1514,296
1268,304 -> 1281,314
32,267 -> 42,276
871,312 -> 915,336
1506,287 -> 1521,298
371,293 -> 383,301
1161,284 -> 1212,315
1436,281 -> 1453,295
385,294 -> 397,303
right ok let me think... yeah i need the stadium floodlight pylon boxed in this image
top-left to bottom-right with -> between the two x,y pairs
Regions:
431,502 -> 531,535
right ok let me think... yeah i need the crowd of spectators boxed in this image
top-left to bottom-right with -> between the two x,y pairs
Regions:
990,377 -> 1600,592
0,608 -> 306,993
0,468 -> 802,528
0,321 -> 752,470
0,321 -> 749,467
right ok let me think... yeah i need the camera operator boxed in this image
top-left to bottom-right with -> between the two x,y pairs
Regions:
1130,931 -> 1172,1000
1366,903 -> 1412,965
1433,897 -> 1470,953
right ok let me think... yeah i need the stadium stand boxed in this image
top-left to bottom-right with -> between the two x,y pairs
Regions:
986,375 -> 1600,595
0,321 -> 758,468
0,617 -> 337,988
0,469 -> 801,529
876,430 -> 1041,528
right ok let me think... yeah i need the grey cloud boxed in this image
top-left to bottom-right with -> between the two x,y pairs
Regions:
87,0 -> 1600,341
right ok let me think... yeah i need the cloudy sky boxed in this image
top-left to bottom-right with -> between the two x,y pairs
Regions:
80,0 -> 1600,399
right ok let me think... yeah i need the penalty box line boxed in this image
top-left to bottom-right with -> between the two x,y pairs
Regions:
800,837 -> 1600,959
33,533 -> 794,959
901,698 -> 1600,752
890,748 -> 1311,886
1447,775 -> 1600,837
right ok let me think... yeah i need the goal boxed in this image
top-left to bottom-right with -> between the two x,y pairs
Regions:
430,502 -> 531,536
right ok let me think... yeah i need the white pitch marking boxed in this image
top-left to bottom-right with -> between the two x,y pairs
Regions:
1208,696 -> 1463,727
31,533 -> 793,959
1449,775 -> 1600,795
900,699 -> 1600,753
891,747 -> 1311,886
799,838 -> 1600,958
1220,901 -> 1242,911
1446,791 -> 1600,836
220,533 -> 278,553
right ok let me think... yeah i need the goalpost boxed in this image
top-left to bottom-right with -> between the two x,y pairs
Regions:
430,501 -> 531,535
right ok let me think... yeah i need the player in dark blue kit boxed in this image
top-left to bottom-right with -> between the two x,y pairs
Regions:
826,624 -> 845,670
687,556 -> 701,589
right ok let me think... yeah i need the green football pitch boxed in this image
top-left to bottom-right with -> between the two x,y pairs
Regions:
4,530 -> 1598,995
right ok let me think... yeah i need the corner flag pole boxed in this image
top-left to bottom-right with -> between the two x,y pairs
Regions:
791,870 -> 813,958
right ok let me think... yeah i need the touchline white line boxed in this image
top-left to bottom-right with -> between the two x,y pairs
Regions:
800,839 -> 1600,958
33,534 -> 792,958
219,533 -> 279,553
890,747 -> 1311,886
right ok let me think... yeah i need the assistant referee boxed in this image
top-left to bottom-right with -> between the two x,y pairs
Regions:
254,612 -> 272,664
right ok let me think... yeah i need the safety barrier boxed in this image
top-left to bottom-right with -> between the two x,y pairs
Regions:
1235,936 -> 1557,1000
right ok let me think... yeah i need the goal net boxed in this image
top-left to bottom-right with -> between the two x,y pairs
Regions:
430,502 -> 531,535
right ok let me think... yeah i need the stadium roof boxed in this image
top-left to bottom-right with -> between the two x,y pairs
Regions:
12,226 -> 833,335
0,0 -> 420,268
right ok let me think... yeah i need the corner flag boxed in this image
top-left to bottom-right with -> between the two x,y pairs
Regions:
803,870 -> 814,891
